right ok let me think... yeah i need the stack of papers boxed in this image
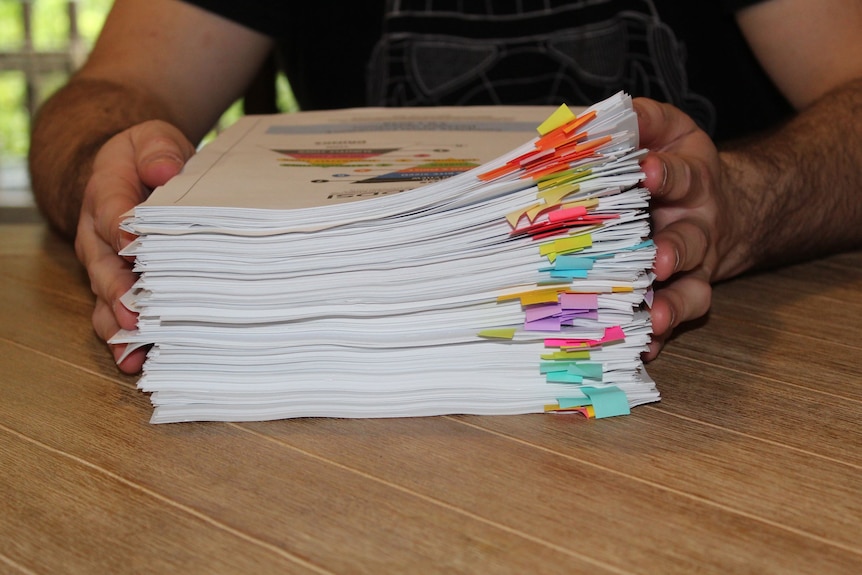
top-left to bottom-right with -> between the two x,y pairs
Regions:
112,91 -> 659,424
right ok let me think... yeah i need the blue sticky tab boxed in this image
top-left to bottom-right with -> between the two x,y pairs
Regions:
582,386 -> 630,418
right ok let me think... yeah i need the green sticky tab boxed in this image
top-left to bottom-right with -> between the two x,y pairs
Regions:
582,386 -> 630,418
567,362 -> 604,380
478,328 -> 516,339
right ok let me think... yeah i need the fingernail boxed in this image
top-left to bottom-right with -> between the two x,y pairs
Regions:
660,161 -> 668,192
144,151 -> 183,166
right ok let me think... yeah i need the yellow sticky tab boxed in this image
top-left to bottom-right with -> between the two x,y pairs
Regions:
547,234 -> 593,255
537,182 -> 580,205
611,285 -> 634,293
505,207 -> 528,228
524,203 -> 549,222
537,104 -> 576,136
540,350 -> 591,360
519,288 -> 563,306
537,170 -> 576,190
497,287 -> 562,306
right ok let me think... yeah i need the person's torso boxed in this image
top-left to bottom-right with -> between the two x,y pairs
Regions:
187,0 -> 793,141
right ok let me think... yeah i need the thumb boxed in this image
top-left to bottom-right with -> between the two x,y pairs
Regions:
131,120 -> 197,191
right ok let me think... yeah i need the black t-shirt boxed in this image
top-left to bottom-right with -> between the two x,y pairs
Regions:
182,0 -> 791,142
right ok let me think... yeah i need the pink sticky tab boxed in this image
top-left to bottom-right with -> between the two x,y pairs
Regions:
547,206 -> 588,223
602,326 -> 626,343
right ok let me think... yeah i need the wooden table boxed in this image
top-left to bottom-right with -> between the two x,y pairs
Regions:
2,220 -> 861,574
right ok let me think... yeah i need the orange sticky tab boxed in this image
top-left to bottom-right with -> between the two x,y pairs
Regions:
563,110 -> 597,135
478,162 -> 520,181
524,162 -> 570,181
535,128 -> 570,151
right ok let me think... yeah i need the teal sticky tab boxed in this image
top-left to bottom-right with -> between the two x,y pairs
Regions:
557,396 -> 591,409
554,256 -> 595,270
624,240 -> 655,251
540,361 -> 575,374
546,372 -> 583,384
582,386 -> 630,418
567,362 -> 603,380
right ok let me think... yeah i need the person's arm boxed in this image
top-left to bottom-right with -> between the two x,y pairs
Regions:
30,0 -> 274,238
28,0 -> 274,372
714,0 -> 862,277
639,0 -> 862,358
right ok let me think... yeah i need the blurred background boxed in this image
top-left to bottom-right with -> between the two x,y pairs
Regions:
0,0 -> 115,212
0,0 -> 295,219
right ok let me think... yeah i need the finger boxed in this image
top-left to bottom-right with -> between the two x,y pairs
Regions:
649,273 -> 712,340
93,291 -> 146,375
651,218 -> 710,281
116,345 -> 149,374
642,330 -> 669,362
633,97 -> 700,152
132,121 -> 196,190
76,218 -> 139,332
641,149 -> 716,206
94,298 -> 147,374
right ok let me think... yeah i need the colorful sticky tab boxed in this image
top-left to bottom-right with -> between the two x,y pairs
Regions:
546,372 -> 584,383
556,396 -> 592,409
567,362 -> 603,380
536,104 -> 577,136
582,386 -> 631,418
478,328 -> 516,339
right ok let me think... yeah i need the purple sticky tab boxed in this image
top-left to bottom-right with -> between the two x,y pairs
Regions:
524,317 -> 563,331
525,303 -> 562,322
560,293 -> 598,310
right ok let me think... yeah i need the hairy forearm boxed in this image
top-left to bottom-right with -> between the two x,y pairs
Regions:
715,77 -> 862,281
28,78 -> 177,239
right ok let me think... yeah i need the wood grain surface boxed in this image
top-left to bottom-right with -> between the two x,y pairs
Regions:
2,221 -> 860,574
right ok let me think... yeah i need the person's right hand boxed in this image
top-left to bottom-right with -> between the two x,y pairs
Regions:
74,120 -> 196,374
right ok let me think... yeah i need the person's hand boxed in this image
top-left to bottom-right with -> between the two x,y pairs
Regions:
74,120 -> 196,373
633,97 -> 739,360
